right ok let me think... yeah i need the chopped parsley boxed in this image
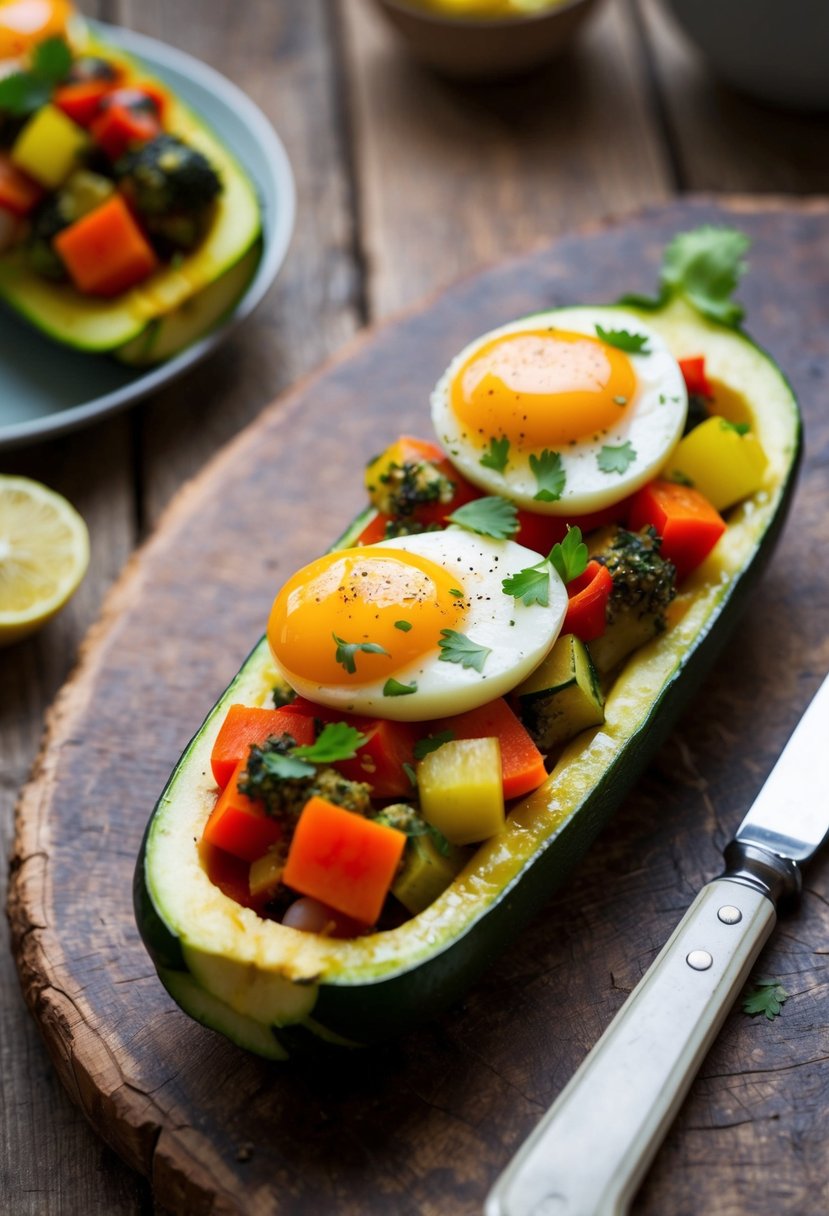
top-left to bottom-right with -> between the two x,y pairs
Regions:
501,561 -> 550,607
413,730 -> 455,760
394,620 -> 413,632
529,449 -> 565,502
333,633 -> 389,675
595,324 -> 651,354
549,526 -> 588,584
383,677 -> 418,697
0,36 -> 72,115
480,435 -> 510,473
742,977 -> 789,1021
447,495 -> 518,540
438,629 -> 491,672
292,721 -> 368,763
597,441 -> 637,475
620,226 -> 749,328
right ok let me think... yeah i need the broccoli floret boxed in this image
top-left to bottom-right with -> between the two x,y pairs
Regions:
238,734 -> 372,823
368,458 -> 455,521
115,134 -> 221,254
588,526 -> 676,675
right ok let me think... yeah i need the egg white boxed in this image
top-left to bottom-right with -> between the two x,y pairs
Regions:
273,529 -> 567,722
430,307 -> 688,515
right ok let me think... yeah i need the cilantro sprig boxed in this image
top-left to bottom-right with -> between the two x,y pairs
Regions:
618,225 -> 750,329
383,677 -> 417,697
438,629 -> 491,672
447,495 -> 518,540
742,977 -> 790,1021
503,524 -> 587,606
333,633 -> 390,675
529,449 -> 565,503
595,325 -> 651,355
292,721 -> 368,763
480,436 -> 510,473
0,37 -> 72,116
597,441 -> 637,475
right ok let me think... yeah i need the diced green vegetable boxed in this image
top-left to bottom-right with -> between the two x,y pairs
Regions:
392,833 -> 467,915
515,633 -> 605,752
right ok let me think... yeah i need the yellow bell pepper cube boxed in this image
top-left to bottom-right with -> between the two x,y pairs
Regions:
668,416 -> 768,512
12,104 -> 88,190
418,737 -> 504,845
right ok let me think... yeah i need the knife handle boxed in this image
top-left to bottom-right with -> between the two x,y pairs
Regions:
485,877 -> 776,1216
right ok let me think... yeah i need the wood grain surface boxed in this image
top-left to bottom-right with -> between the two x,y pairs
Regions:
4,1 -> 829,1212
8,198 -> 829,1216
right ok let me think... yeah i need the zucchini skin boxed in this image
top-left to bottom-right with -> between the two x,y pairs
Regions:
134,304 -> 802,1053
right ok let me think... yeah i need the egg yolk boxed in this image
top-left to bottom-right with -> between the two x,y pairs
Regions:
451,328 -> 637,449
268,548 -> 466,687
0,0 -> 73,58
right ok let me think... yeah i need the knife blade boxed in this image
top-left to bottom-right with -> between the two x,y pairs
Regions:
485,672 -> 829,1216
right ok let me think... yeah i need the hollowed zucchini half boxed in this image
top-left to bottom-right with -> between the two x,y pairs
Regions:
134,295 -> 801,1058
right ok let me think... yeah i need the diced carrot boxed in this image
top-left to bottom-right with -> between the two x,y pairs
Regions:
89,102 -> 160,159
282,796 -> 406,926
0,152 -> 43,217
678,356 -> 713,398
53,80 -> 113,127
430,697 -> 547,800
210,704 -> 315,789
562,560 -> 614,642
202,759 -> 282,863
281,697 -> 418,798
628,478 -> 726,583
54,193 -> 158,296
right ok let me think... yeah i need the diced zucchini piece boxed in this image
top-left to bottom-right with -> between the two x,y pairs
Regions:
515,633 -> 605,751
418,737 -> 504,845
12,104 -> 88,189
249,846 -> 285,900
668,415 -> 768,511
62,169 -> 114,217
392,832 -> 467,915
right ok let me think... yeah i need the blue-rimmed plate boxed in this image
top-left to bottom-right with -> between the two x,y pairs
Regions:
0,21 -> 295,451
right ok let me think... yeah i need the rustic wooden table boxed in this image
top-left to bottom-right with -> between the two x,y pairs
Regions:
3,2 -> 829,1213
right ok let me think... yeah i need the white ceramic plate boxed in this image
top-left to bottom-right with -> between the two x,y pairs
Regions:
0,21 -> 295,451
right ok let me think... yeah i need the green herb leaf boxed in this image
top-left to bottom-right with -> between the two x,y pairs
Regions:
529,449 -> 565,503
292,721 -> 368,763
438,629 -> 491,672
0,72 -> 51,116
413,730 -> 455,760
501,562 -> 549,607
595,324 -> 651,354
597,441 -> 637,475
428,826 -> 452,857
259,751 -> 316,781
333,633 -> 390,675
32,36 -> 72,84
394,619 -> 413,632
449,588 -> 464,598
742,977 -> 789,1021
720,418 -> 751,436
661,226 -> 749,327
480,435 -> 510,473
447,495 -> 518,540
383,677 -> 418,697
549,526 -> 588,583
403,762 -> 417,788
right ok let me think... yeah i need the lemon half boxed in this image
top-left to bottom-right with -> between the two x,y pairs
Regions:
0,475 -> 90,646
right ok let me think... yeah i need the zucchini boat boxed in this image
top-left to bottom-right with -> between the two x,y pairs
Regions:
0,9 -> 261,363
135,228 -> 801,1058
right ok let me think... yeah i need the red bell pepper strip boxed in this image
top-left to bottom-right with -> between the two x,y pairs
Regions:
202,759 -> 283,863
430,697 -> 547,800
0,152 -> 43,216
628,479 -> 726,583
53,80 -> 114,127
562,560 -> 614,642
678,356 -> 713,399
282,796 -> 406,926
514,499 -> 632,555
210,704 -> 315,789
282,697 -> 418,798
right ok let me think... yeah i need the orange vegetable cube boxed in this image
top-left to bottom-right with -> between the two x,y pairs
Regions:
282,797 -> 406,926
202,759 -> 282,863
54,193 -> 157,296
210,704 -> 314,789
431,697 -> 547,800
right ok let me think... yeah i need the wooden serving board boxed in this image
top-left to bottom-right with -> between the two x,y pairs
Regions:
10,199 -> 829,1216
